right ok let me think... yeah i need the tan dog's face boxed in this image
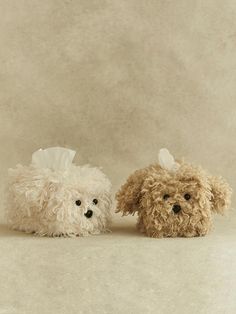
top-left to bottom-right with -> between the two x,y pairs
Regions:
139,165 -> 213,237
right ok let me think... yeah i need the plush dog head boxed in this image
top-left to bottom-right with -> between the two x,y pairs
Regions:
6,147 -> 112,237
116,149 -> 232,237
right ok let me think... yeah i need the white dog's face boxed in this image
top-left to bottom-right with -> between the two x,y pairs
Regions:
49,186 -> 112,236
75,191 -> 112,235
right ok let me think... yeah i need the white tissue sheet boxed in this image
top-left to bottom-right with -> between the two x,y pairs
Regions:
158,148 -> 180,172
31,147 -> 76,171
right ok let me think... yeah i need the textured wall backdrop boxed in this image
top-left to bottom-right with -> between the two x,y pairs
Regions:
0,0 -> 236,221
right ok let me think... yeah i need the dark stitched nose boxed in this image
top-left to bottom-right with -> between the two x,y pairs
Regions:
84,210 -> 93,218
172,204 -> 181,214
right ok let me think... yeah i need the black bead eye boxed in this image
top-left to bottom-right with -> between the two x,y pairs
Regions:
184,193 -> 191,201
93,199 -> 98,205
75,200 -> 81,206
163,194 -> 170,200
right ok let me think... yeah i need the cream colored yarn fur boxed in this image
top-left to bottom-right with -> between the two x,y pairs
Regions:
116,161 -> 232,238
6,164 -> 112,237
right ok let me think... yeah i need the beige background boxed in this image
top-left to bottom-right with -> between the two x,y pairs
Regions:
0,1 -> 236,313
1,0 -> 236,209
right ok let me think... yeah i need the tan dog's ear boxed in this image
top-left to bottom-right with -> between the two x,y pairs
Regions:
116,168 -> 148,215
209,176 -> 232,214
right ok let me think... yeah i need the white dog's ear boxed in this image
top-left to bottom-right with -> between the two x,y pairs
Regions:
208,175 -> 232,215
116,168 -> 148,215
41,180 -> 73,222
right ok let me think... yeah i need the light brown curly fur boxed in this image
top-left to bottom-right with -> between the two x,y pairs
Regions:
116,161 -> 232,238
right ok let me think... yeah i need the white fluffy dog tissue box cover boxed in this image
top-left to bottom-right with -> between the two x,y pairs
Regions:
5,147 -> 113,237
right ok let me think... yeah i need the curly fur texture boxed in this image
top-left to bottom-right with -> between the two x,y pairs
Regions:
6,164 -> 112,237
116,160 -> 232,238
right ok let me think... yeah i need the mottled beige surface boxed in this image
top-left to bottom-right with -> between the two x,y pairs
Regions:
0,1 -> 236,313
0,216 -> 235,314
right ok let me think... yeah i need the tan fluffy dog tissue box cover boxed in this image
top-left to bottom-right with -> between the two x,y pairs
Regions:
116,148 -> 232,238
6,147 -> 112,237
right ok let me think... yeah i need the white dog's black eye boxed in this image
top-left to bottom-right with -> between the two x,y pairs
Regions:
184,194 -> 191,200
93,199 -> 98,205
163,194 -> 170,200
75,200 -> 81,206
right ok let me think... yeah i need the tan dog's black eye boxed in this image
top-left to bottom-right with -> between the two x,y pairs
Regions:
184,194 -> 191,200
163,194 -> 170,200
75,200 -> 81,206
93,199 -> 98,205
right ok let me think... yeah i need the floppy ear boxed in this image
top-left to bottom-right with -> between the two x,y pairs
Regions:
116,168 -> 148,215
208,175 -> 232,214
